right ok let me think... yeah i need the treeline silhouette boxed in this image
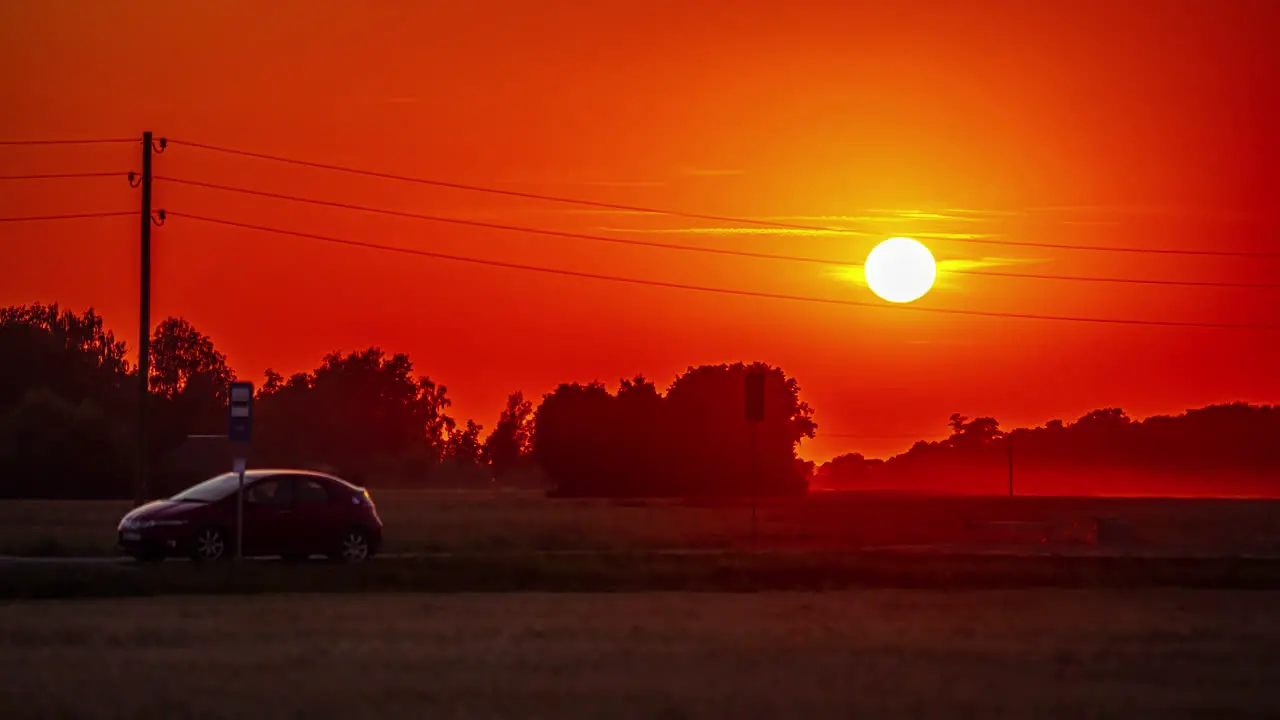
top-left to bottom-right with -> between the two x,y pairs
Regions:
4,303 -> 1275,500
0,304 -> 816,498
815,409 -> 1280,496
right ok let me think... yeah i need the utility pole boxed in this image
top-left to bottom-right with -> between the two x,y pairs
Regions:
744,370 -> 766,549
1007,432 -> 1014,498
750,420 -> 759,546
135,131 -> 153,507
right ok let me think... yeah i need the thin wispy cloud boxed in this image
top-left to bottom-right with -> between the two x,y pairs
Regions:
938,256 -> 1043,271
914,232 -> 1003,240
596,226 -> 873,238
1027,204 -> 1178,214
682,168 -> 747,177
864,210 -> 986,223
579,180 -> 666,188
941,208 -> 1023,217
493,176 -> 667,189
826,255 -> 1044,290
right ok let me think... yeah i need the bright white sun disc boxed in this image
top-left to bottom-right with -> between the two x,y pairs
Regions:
864,237 -> 937,303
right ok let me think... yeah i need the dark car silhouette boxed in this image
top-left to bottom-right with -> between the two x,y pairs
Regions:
118,469 -> 383,563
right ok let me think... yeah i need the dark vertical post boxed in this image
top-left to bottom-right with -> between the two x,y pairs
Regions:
744,369 -> 766,549
1007,432 -> 1014,498
750,420 -> 759,546
136,131 -> 153,507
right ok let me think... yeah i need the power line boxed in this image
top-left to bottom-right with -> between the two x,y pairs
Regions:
166,139 -> 823,231
167,211 -> 1280,330
821,433 -> 941,439
0,210 -> 134,223
167,138 -> 1280,259
945,268 -> 1279,289
157,175 -> 863,264
0,138 -> 137,146
156,176 -> 1280,289
0,172 -> 130,181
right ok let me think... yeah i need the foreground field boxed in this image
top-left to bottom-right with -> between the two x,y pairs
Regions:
4,489 -> 1280,558
2,590 -> 1279,718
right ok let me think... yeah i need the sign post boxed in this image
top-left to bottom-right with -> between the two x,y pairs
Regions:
228,381 -> 254,560
1007,432 -> 1014,498
744,369 -> 766,547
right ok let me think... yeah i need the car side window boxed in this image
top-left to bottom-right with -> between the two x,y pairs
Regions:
297,478 -> 329,505
247,477 -> 293,507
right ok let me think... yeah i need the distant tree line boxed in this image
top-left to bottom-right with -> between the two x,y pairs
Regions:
0,304 -> 815,499
815,408 -> 1280,495
9,303 -> 1271,500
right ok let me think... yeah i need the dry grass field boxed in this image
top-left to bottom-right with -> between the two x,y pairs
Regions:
1,590 -> 1279,718
3,489 -> 1280,558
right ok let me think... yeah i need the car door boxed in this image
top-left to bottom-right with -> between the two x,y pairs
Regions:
289,476 -> 343,554
242,475 -> 296,556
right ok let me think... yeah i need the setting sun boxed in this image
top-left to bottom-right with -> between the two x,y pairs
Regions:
864,237 -> 937,303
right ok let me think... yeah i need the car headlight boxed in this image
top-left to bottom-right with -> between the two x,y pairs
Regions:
126,519 -> 188,529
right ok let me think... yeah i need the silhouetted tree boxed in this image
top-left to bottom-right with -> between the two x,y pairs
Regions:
483,391 -> 534,480
148,318 -> 237,449
0,388 -> 132,498
0,303 -> 130,412
613,375 -> 666,495
254,348 -> 454,484
533,363 -> 815,498
0,304 -> 135,498
814,452 -> 884,489
446,419 -> 485,466
663,362 -> 815,497
532,382 -> 616,497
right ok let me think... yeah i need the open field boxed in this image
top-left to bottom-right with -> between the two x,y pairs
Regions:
4,489 -> 1280,558
2,590 -> 1280,718
9,552 -> 1280,599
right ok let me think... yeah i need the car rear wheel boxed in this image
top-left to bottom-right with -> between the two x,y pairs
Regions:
330,528 -> 371,564
191,526 -> 228,562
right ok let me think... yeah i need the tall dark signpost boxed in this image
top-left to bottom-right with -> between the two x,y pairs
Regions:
228,381 -> 254,560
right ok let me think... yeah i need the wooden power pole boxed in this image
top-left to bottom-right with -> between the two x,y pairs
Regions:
135,131 -> 153,507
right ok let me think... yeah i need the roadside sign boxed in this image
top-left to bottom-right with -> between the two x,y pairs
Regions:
228,381 -> 254,443
745,370 -> 765,423
228,381 -> 253,561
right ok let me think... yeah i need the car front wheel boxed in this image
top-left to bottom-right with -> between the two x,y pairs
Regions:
191,526 -> 229,563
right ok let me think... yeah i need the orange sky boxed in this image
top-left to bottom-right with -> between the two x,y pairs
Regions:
2,0 -> 1277,462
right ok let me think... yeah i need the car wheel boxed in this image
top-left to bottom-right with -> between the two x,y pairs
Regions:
331,528 -> 371,564
190,526 -> 229,563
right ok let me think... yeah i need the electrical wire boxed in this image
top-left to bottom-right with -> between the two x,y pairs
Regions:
166,211 -> 1280,330
166,138 -> 1280,259
0,138 -> 137,146
0,172 -> 130,181
0,211 -> 134,222
156,176 -> 1280,289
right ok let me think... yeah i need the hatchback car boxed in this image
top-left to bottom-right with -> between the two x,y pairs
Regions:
118,469 -> 383,563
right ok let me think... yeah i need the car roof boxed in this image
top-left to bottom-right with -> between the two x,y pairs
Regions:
238,468 -> 362,490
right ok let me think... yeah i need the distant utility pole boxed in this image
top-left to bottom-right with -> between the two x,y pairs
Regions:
1007,433 -> 1014,498
744,370 -> 766,547
135,131 -> 154,507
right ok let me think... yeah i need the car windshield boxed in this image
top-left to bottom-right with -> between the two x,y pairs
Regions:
170,473 -> 244,502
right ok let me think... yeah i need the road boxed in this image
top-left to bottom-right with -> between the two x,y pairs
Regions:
5,544 -> 1280,568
